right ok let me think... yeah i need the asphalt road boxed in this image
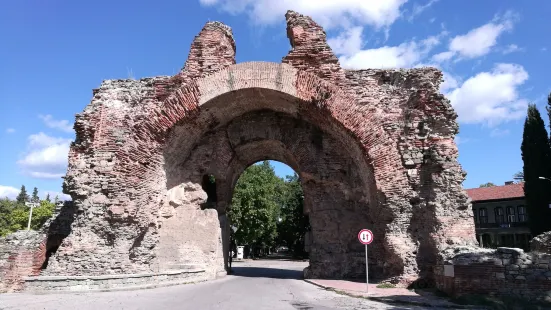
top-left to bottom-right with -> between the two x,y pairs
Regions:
0,259 -> 434,310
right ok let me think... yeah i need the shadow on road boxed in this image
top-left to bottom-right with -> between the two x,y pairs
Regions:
231,266 -> 304,279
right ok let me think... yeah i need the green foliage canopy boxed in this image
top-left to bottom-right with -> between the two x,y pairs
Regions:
228,161 -> 310,257
276,173 -> 310,257
229,161 -> 283,249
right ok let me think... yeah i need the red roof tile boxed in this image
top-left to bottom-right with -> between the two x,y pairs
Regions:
465,183 -> 525,202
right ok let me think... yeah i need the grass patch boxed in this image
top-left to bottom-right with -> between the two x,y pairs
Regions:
451,294 -> 551,310
376,283 -> 396,288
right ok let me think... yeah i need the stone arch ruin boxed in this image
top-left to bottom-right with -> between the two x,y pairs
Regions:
0,11 -> 478,292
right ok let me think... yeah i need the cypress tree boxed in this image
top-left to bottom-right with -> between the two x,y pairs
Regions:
547,92 -> 551,138
45,193 -> 51,202
521,104 -> 551,236
31,187 -> 39,203
16,185 -> 29,204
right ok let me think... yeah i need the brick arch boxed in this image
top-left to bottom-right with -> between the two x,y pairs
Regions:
144,62 -> 418,280
143,62 -> 411,195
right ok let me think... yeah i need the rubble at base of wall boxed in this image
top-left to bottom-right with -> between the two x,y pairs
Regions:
435,246 -> 551,302
531,231 -> 551,254
22,268 -> 210,293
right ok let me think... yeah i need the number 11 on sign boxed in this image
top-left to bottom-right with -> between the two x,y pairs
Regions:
358,229 -> 373,293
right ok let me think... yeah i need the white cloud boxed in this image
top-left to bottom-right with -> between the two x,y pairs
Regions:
445,63 -> 529,125
407,0 -> 439,22
436,11 -> 517,61
337,32 -> 446,69
17,132 -> 72,179
502,44 -> 522,54
339,43 -> 421,69
6,128 -> 15,133
327,26 -> 363,55
0,185 -> 19,200
198,0 -> 408,29
440,71 -> 459,93
38,114 -> 74,133
431,51 -> 454,62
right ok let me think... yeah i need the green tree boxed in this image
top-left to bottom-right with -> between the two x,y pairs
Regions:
513,171 -> 524,182
31,187 -> 39,203
45,193 -> 51,202
0,198 -> 16,236
479,182 -> 496,188
16,185 -> 29,204
8,206 -> 29,231
229,161 -> 283,256
30,200 -> 56,230
521,104 -> 551,236
54,195 -> 59,204
276,173 -> 309,258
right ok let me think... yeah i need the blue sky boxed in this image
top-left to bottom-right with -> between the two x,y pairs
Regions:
1,0 -> 549,199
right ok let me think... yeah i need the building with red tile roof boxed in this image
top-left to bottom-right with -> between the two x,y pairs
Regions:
465,182 -> 524,202
464,182 -> 530,250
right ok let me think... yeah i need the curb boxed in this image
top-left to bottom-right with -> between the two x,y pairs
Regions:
303,279 -> 328,290
302,280 -> 478,309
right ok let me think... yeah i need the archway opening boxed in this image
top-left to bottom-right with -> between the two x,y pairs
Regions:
227,160 -> 310,279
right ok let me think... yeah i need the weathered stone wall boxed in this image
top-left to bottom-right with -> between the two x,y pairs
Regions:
0,231 -> 45,292
435,247 -> 551,302
343,68 -> 475,281
1,10 -> 476,290
283,10 -> 475,281
0,202 -> 76,292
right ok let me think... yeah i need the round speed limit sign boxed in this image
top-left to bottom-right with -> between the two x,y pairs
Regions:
358,229 -> 373,245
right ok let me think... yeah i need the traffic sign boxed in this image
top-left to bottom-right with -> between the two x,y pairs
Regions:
358,229 -> 374,294
358,229 -> 373,245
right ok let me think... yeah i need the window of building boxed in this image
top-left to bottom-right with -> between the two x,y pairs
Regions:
473,208 -> 478,223
507,206 -> 516,222
517,205 -> 527,222
494,207 -> 504,224
479,208 -> 488,223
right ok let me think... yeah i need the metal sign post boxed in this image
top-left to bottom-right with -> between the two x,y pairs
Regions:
25,202 -> 38,231
358,229 -> 373,293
